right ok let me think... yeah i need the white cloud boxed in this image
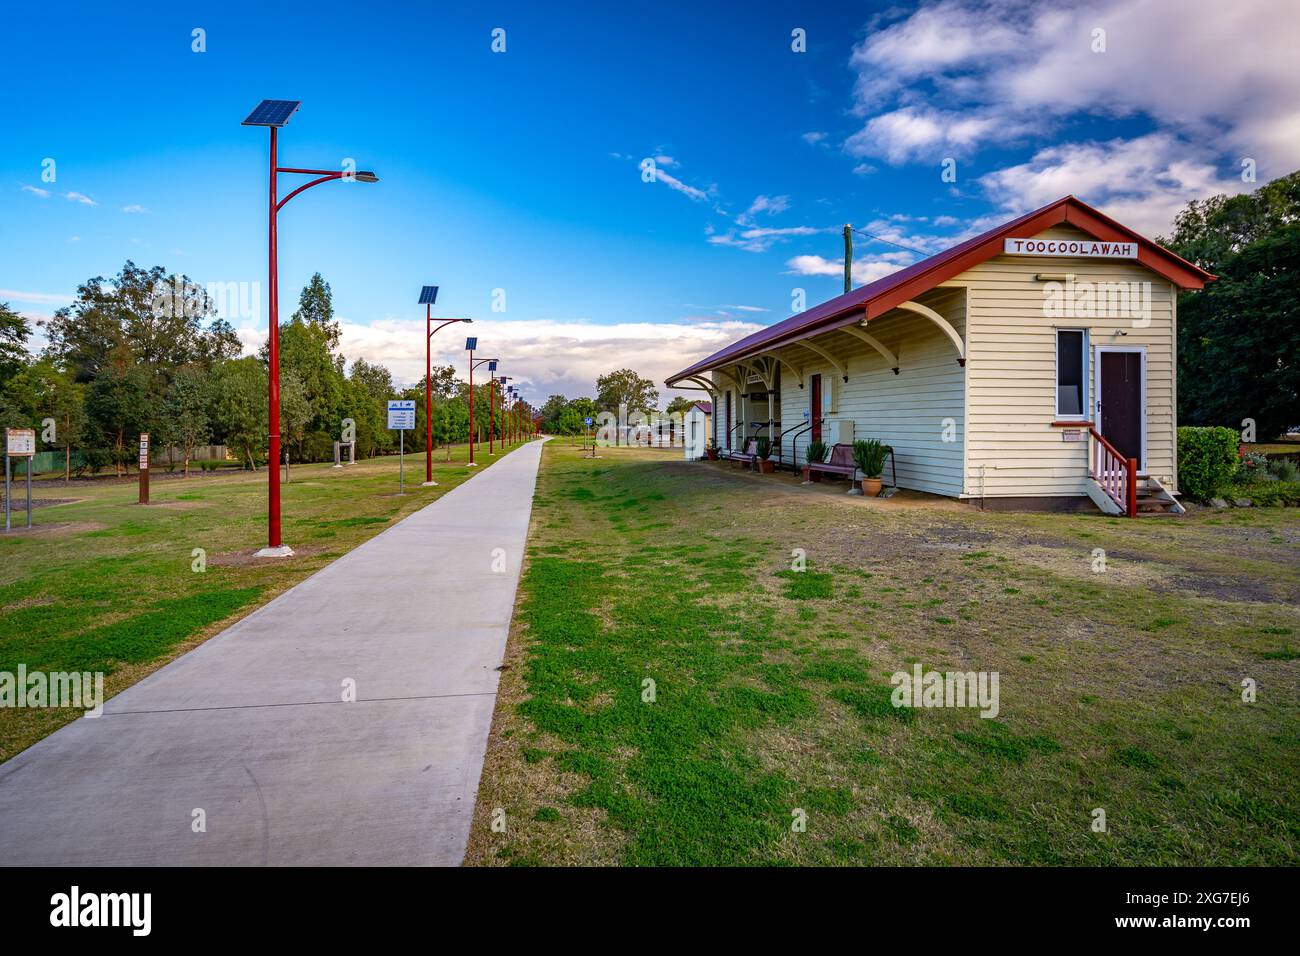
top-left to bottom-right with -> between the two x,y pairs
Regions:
233,317 -> 767,402
21,185 -> 50,198
709,224 -> 829,253
785,254 -> 911,286
65,192 -> 97,206
801,131 -> 828,145
845,0 -> 1300,231
979,132 -> 1243,236
122,204 -> 146,213
0,288 -> 74,305
652,167 -> 710,202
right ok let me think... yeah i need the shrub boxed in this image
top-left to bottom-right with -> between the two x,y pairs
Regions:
852,438 -> 889,479
1226,481 -> 1300,507
1177,426 -> 1239,499
806,439 -> 828,464
756,436 -> 772,460
1268,458 -> 1300,483
1236,450 -> 1270,482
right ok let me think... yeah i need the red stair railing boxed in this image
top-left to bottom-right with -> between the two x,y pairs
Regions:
1088,425 -> 1137,517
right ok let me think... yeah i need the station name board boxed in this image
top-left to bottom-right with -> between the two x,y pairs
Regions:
1004,238 -> 1138,259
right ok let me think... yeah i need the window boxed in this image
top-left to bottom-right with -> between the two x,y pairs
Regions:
1056,329 -> 1087,418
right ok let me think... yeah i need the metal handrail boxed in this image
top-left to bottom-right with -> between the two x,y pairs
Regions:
779,419 -> 813,473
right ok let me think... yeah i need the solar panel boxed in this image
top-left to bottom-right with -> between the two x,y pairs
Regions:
242,100 -> 301,127
488,360 -> 497,371
418,285 -> 439,305
465,337 -> 478,351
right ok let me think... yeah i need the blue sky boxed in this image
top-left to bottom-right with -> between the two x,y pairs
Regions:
2,0 -> 1293,401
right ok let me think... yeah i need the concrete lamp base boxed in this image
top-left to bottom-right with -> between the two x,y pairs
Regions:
254,545 -> 295,559
466,462 -> 478,467
421,480 -> 439,487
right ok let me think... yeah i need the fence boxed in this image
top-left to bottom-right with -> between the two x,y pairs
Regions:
19,445 -> 231,476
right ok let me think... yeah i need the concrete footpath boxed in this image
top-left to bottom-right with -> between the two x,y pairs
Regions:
0,438 -> 547,866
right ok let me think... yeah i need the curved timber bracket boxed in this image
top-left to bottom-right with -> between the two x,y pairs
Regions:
892,300 -> 966,365
796,339 -> 849,382
844,325 -> 900,374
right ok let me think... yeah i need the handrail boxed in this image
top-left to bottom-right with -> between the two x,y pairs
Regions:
779,420 -> 812,473
1087,424 -> 1137,517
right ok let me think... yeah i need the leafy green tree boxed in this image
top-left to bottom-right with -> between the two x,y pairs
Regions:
1164,171 -> 1300,438
158,367 -> 211,476
85,346 -> 156,474
0,302 -> 31,390
596,368 -> 659,445
209,357 -> 268,469
291,272 -> 342,351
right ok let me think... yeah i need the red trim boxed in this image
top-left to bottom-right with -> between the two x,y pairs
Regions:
668,195 -> 1215,384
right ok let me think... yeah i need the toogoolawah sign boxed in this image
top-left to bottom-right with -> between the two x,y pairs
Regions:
1003,237 -> 1138,258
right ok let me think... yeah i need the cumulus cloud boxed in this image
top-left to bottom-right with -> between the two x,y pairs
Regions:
233,316 -> 766,402
978,132 -> 1244,236
845,0 -> 1300,231
785,253 -> 912,286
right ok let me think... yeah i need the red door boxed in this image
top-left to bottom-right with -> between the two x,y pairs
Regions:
810,374 -> 822,442
724,391 -> 732,450
1098,351 -> 1143,469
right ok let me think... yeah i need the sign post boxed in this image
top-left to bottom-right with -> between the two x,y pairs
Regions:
138,433 -> 150,505
388,400 -> 416,495
5,428 -> 35,531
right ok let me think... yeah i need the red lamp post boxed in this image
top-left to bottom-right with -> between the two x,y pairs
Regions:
418,285 -> 470,486
497,376 -> 512,447
243,100 -> 378,556
466,350 -> 499,465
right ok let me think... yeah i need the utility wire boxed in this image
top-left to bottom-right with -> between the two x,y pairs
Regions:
850,227 -> 928,257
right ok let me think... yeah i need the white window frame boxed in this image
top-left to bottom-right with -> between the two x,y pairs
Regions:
1055,328 -> 1089,420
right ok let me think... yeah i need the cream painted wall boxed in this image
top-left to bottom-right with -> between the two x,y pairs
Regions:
956,225 -> 1177,498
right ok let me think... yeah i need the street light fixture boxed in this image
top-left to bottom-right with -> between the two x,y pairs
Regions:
497,376 -> 513,447
243,99 -> 379,557
466,343 -> 499,466
418,285 -> 471,486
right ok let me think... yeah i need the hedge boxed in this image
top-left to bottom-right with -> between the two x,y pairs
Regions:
1177,426 -> 1240,500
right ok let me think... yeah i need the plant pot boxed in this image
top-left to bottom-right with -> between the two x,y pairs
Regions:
758,458 -> 774,474
706,449 -> 718,461
862,477 -> 883,497
803,466 -> 821,482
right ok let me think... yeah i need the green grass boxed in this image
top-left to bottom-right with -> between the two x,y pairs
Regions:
0,440 -> 521,761
468,443 -> 1300,866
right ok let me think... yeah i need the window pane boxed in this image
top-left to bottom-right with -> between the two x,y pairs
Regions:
1057,331 -> 1084,415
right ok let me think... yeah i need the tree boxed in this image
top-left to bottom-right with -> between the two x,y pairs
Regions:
596,368 -> 659,445
291,272 -> 342,351
1163,171 -> 1300,438
85,346 -> 155,474
279,370 -> 312,475
158,367 -> 210,476
0,302 -> 31,390
209,357 -> 267,469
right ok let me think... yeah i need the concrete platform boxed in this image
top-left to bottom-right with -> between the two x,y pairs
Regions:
0,439 -> 547,866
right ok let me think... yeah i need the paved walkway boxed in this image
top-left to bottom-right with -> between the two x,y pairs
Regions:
0,439 -> 547,866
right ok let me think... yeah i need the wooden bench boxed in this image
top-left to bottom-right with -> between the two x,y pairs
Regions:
803,442 -> 856,481
730,438 -> 759,468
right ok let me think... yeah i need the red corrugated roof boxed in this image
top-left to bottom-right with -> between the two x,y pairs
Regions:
667,195 -> 1213,384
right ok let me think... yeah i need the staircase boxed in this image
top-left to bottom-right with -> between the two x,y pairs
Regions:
1134,476 -> 1185,516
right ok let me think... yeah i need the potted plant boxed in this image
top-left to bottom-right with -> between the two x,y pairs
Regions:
802,439 -> 828,481
853,438 -> 888,497
705,439 -> 719,461
756,436 -> 774,473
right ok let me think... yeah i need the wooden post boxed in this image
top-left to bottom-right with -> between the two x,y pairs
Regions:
138,433 -> 150,505
1126,458 -> 1138,518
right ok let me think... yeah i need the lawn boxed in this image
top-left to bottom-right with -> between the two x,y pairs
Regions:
467,443 -> 1300,866
0,441 -> 513,761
